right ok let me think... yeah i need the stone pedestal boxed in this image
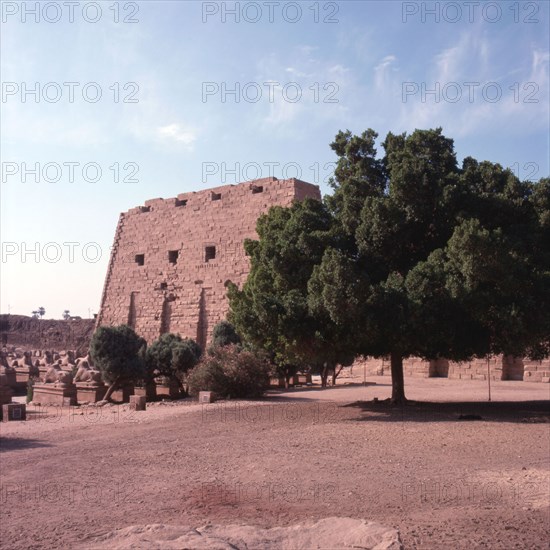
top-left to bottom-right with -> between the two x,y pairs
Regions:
0,366 -> 17,390
76,383 -> 107,404
156,381 -> 180,399
134,383 -> 156,401
14,365 -> 38,392
38,365 -> 51,379
199,391 -> 215,403
2,403 -> 26,422
129,395 -> 146,411
111,385 -> 134,403
292,373 -> 312,385
0,374 -> 13,405
270,377 -> 286,388
32,383 -> 77,406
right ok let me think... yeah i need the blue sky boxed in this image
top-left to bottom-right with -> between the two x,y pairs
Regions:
1,0 -> 549,318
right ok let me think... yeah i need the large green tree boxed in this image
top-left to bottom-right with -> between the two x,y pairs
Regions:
312,128 -> 549,403
230,128 -> 549,404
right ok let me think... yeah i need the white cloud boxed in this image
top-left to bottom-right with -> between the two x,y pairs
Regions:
329,64 -> 350,75
285,67 -> 311,78
157,123 -> 197,147
374,55 -> 398,91
396,31 -> 549,138
252,49 -> 353,133
298,45 -> 319,57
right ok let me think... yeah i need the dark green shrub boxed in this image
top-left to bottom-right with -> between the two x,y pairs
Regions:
188,345 -> 270,398
89,325 -> 146,401
187,358 -> 227,397
146,333 -> 202,393
211,321 -> 241,348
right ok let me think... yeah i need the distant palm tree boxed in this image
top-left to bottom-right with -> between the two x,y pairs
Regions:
63,310 -> 71,320
38,307 -> 45,318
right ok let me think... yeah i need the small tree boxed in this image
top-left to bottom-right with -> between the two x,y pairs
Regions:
89,325 -> 146,402
146,333 -> 202,394
38,307 -> 45,319
31,311 -> 39,319
63,310 -> 70,320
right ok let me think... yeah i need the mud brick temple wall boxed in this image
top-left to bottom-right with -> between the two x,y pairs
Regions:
96,178 -> 321,347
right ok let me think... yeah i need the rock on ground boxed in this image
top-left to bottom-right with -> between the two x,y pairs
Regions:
82,517 -> 402,549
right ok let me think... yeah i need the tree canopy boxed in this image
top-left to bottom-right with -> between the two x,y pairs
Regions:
145,333 -> 202,391
228,197 -> 356,387
89,325 -> 146,401
211,320 -> 241,348
229,128 -> 550,403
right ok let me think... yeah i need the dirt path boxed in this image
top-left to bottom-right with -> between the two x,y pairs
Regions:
1,377 -> 549,549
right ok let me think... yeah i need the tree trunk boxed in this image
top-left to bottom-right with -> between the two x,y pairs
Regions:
103,377 -> 120,402
320,366 -> 329,388
332,365 -> 343,386
390,351 -> 407,405
174,375 -> 185,397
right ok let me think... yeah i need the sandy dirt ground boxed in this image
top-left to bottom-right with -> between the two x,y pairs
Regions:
1,375 -> 549,549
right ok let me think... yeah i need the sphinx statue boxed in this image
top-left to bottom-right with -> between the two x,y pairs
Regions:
42,361 -> 73,387
39,350 -> 54,367
73,360 -> 103,386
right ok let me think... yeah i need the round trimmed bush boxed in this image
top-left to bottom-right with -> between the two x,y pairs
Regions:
188,345 -> 270,399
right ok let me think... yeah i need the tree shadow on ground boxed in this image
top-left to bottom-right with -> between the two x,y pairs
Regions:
266,382 -> 390,396
0,437 -> 52,452
344,399 -> 550,424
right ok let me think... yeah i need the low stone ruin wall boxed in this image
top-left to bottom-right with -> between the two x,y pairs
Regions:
352,355 -> 550,382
